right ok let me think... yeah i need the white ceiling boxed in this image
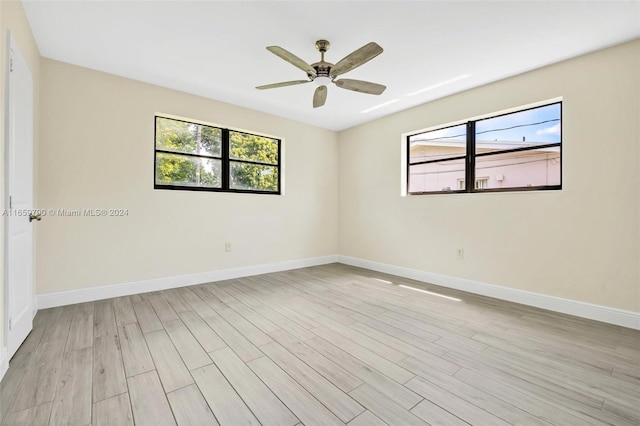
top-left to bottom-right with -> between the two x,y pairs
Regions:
23,1 -> 640,131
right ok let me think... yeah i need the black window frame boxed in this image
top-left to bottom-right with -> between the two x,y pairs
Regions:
406,102 -> 562,195
154,116 -> 282,195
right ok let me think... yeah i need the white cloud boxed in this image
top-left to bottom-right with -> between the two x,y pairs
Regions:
536,123 -> 561,135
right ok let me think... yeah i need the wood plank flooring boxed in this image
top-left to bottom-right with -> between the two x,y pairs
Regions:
1,263 -> 639,425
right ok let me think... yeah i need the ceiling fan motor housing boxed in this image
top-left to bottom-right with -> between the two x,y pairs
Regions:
311,40 -> 333,79
310,62 -> 332,79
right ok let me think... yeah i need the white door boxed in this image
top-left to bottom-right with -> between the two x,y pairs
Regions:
5,33 -> 34,359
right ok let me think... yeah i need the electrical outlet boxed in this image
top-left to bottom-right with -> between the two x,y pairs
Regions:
225,242 -> 232,252
457,248 -> 464,260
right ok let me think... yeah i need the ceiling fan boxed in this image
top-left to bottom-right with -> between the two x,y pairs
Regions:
256,40 -> 386,108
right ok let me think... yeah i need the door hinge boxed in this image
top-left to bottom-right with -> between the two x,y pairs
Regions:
9,195 -> 12,209
9,57 -> 13,72
8,317 -> 12,330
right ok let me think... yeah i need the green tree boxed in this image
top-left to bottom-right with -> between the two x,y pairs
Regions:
155,118 -> 221,187
229,132 -> 279,191
155,118 -> 279,191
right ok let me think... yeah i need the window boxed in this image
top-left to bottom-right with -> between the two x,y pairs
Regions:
155,116 -> 281,194
458,177 -> 489,190
407,102 -> 561,194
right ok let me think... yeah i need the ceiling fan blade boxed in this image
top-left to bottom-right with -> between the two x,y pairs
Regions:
256,80 -> 311,90
313,85 -> 327,108
266,46 -> 317,78
334,79 -> 386,95
330,42 -> 383,77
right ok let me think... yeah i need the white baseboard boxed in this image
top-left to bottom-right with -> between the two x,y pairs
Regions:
338,255 -> 640,330
38,255 -> 338,309
0,347 -> 8,384
35,253 -> 639,330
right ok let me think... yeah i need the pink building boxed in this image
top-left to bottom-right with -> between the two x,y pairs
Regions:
409,141 -> 561,192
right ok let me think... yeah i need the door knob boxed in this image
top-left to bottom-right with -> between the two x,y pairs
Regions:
29,213 -> 42,222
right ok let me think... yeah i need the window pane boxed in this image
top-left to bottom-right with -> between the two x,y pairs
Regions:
475,146 -> 560,189
156,117 -> 222,157
155,152 -> 222,188
230,131 -> 279,164
475,103 -> 561,154
408,158 -> 466,193
230,161 -> 278,192
409,124 -> 466,164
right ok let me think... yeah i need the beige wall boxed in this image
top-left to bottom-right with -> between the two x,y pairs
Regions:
37,59 -> 338,293
338,40 -> 640,312
0,0 -> 40,354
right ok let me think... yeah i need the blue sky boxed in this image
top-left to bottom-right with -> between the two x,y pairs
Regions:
411,103 -> 561,145
475,103 -> 561,144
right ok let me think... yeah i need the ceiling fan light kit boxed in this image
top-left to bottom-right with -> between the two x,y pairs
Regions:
256,39 -> 386,108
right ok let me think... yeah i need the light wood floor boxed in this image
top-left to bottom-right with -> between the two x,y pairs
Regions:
1,264 -> 638,425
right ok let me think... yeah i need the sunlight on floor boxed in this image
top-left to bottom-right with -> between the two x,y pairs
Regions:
398,284 -> 461,302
